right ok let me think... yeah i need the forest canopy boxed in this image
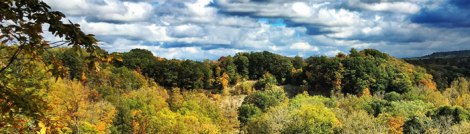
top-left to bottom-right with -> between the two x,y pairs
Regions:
3,45 -> 470,133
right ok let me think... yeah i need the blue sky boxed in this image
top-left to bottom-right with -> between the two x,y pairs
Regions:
43,0 -> 470,60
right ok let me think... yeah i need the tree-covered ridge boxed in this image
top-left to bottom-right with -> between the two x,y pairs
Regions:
3,46 -> 470,133
405,50 -> 470,90
419,50 -> 470,59
110,48 -> 436,96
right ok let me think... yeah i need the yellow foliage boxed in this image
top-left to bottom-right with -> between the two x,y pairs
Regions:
46,78 -> 116,133
455,94 -> 470,109
37,122 -> 46,134
361,88 -> 371,97
218,73 -> 230,89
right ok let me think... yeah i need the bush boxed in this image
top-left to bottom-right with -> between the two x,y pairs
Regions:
403,116 -> 429,134
244,105 -> 290,134
231,81 -> 255,95
242,87 -> 287,111
238,104 -> 262,125
334,109 -> 388,134
385,100 -> 433,118
283,104 -> 339,134
384,92 -> 401,101
254,73 -> 278,90
289,94 -> 335,109
428,106 -> 470,124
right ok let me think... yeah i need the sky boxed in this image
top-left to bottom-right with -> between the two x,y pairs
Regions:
42,0 -> 470,60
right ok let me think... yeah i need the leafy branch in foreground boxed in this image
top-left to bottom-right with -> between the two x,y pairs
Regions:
0,0 -> 99,131
0,0 -> 99,75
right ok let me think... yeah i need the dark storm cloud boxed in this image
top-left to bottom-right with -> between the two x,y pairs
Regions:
412,0 -> 470,28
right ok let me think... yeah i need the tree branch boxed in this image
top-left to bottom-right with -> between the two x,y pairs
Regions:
0,45 -> 23,74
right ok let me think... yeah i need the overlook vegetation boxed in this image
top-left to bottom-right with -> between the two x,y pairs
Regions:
2,45 -> 470,133
406,50 -> 470,90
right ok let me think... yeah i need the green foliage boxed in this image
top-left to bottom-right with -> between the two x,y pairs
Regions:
116,49 -> 155,71
55,48 -> 87,80
428,106 -> 470,124
234,54 -> 250,79
292,56 -> 304,69
254,73 -> 278,90
3,45 -> 469,134
283,104 -> 339,134
0,59 -> 49,132
238,104 -> 262,125
385,100 -> 433,117
242,87 -> 287,111
334,109 -> 388,134
243,105 -> 290,134
384,92 -> 402,101
302,48 -> 429,96
289,94 -> 335,109
242,94 -> 340,134
112,87 -> 169,133
232,81 -> 256,95
365,99 -> 390,117
403,116 -> 429,134
406,56 -> 470,90
219,56 -> 238,84
304,56 -> 344,95
85,66 -> 148,97
244,51 -> 293,83
336,95 -> 375,113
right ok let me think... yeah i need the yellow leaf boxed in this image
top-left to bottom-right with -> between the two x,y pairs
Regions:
36,121 -> 47,134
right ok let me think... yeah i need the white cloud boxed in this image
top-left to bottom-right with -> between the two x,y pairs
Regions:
44,0 -> 153,22
80,20 -> 173,42
292,2 -> 312,17
41,0 -> 470,59
169,24 -> 205,38
348,1 -> 421,14
290,42 -> 319,51
325,50 -> 342,57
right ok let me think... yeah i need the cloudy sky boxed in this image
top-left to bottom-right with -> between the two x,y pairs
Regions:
43,0 -> 470,60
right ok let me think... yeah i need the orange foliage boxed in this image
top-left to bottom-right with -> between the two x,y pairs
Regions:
360,88 -> 371,97
388,116 -> 404,134
81,72 -> 87,82
218,73 -> 230,89
419,79 -> 437,91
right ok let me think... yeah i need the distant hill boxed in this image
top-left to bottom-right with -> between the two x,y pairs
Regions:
405,50 -> 470,90
418,50 -> 470,59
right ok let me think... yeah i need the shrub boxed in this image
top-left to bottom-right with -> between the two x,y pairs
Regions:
283,104 -> 339,134
238,104 -> 262,125
254,73 -> 278,90
384,92 -> 401,101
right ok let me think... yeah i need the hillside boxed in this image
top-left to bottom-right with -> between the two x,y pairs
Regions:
419,50 -> 470,59
6,47 -> 470,133
406,50 -> 470,90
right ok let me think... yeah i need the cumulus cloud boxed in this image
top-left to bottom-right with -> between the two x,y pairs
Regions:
345,0 -> 421,14
44,0 -> 154,22
41,0 -> 470,59
290,42 -> 319,51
